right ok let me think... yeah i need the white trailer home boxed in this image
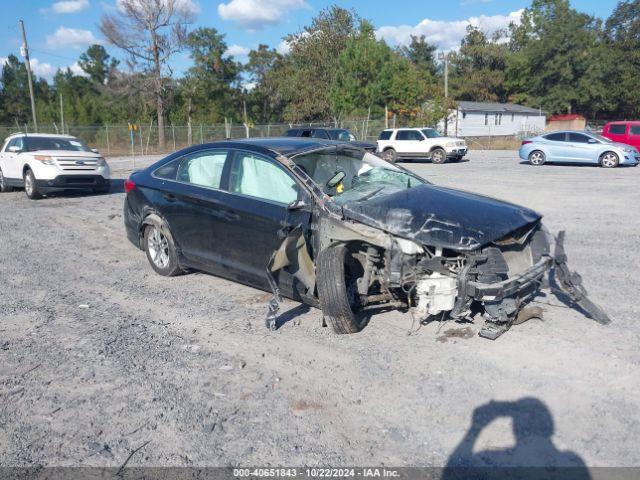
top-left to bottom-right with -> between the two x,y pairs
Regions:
444,101 -> 546,137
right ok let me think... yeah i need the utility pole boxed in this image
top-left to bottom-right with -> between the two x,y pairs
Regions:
439,51 -> 450,135
19,20 -> 38,132
59,93 -> 64,135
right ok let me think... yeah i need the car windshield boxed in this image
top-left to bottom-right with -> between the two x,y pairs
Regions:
421,128 -> 441,138
291,147 -> 425,205
24,136 -> 92,152
588,133 -> 612,143
328,129 -> 352,142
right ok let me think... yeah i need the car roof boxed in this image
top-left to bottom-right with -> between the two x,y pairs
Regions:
190,137 -> 358,157
6,133 -> 77,139
605,120 -> 640,125
383,127 -> 432,131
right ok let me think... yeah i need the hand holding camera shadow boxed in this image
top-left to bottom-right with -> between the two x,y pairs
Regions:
443,398 -> 591,479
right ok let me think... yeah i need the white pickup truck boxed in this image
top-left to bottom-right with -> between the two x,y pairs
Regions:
0,133 -> 110,199
377,128 -> 468,164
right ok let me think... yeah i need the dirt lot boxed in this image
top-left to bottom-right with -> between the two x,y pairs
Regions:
1,150 -> 639,469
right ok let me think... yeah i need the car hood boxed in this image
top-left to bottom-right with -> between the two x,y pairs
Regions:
29,150 -> 101,158
435,136 -> 465,143
341,184 -> 541,251
350,140 -> 377,150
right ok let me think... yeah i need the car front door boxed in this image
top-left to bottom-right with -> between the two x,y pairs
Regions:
214,150 -> 312,296
395,130 -> 424,155
628,125 -> 640,149
566,132 -> 598,163
606,123 -> 628,144
1,137 -> 24,180
153,148 -> 234,274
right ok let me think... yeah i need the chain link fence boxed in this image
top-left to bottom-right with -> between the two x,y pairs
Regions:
0,119 -> 390,156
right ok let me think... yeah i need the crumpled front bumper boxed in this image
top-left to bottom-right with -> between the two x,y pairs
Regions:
466,230 -> 610,340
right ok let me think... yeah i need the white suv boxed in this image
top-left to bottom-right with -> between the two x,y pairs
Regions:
377,128 -> 468,164
0,133 -> 111,199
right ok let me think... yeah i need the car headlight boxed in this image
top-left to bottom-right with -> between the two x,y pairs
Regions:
33,155 -> 55,165
96,157 -> 107,167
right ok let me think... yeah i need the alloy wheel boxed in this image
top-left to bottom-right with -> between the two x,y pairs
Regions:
601,152 -> 618,168
432,151 -> 444,163
24,173 -> 33,195
529,151 -> 545,165
0,169 -> 5,190
147,227 -> 170,269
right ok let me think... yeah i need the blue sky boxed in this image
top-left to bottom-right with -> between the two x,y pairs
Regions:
0,0 -> 621,82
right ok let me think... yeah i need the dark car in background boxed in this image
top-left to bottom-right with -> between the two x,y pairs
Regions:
285,127 -> 377,152
123,138 -> 608,340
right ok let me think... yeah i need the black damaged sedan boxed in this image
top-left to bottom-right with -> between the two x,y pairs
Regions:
124,138 -> 608,339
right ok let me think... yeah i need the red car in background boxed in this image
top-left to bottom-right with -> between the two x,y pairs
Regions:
602,121 -> 640,149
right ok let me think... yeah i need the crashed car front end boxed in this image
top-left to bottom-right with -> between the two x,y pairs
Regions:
267,146 -> 609,339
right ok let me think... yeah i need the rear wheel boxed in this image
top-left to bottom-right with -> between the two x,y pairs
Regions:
431,148 -> 447,164
528,150 -> 546,166
383,148 -> 397,163
600,151 -> 619,168
24,169 -> 42,199
0,168 -> 12,193
143,222 -> 182,276
317,245 -> 366,334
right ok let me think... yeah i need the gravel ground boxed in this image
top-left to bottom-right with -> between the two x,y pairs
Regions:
0,150 -> 639,469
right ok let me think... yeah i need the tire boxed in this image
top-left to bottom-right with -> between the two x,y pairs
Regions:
600,151 -> 619,168
431,148 -> 447,164
528,150 -> 546,166
383,148 -> 397,163
317,245 -> 366,334
143,222 -> 182,276
0,168 -> 12,193
23,169 -> 42,199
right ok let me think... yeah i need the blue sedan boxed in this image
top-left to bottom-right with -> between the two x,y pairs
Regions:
519,130 -> 640,168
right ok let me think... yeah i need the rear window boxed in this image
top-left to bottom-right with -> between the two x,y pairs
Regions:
545,133 -> 566,142
378,130 -> 392,141
608,124 -> 627,135
630,126 -> 640,135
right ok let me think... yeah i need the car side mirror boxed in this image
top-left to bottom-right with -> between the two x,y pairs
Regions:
326,171 -> 346,189
8,145 -> 21,153
588,139 -> 597,144
91,148 -> 99,153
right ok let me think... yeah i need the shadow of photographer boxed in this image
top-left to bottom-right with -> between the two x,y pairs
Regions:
442,398 -> 591,480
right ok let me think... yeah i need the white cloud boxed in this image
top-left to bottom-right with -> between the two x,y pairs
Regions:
218,0 -> 308,30
224,44 -> 250,57
376,10 -> 523,51
51,0 -> 90,13
117,0 -> 200,16
0,57 -> 8,67
30,58 -> 57,78
276,39 -> 291,55
69,62 -> 89,77
46,27 -> 100,49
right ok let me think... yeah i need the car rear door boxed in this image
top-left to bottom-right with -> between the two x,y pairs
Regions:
628,125 -> 640,149
212,149 -> 312,294
152,148 -> 234,274
1,137 -> 24,179
543,132 -> 570,161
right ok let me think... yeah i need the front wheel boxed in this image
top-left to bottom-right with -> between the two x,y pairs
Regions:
24,169 -> 42,199
143,222 -> 182,276
0,168 -> 12,193
600,152 -> 619,168
317,245 -> 366,334
431,148 -> 447,164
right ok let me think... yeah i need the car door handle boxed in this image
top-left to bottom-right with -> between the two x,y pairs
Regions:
163,193 -> 177,202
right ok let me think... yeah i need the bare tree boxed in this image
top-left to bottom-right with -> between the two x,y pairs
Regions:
100,0 -> 195,148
